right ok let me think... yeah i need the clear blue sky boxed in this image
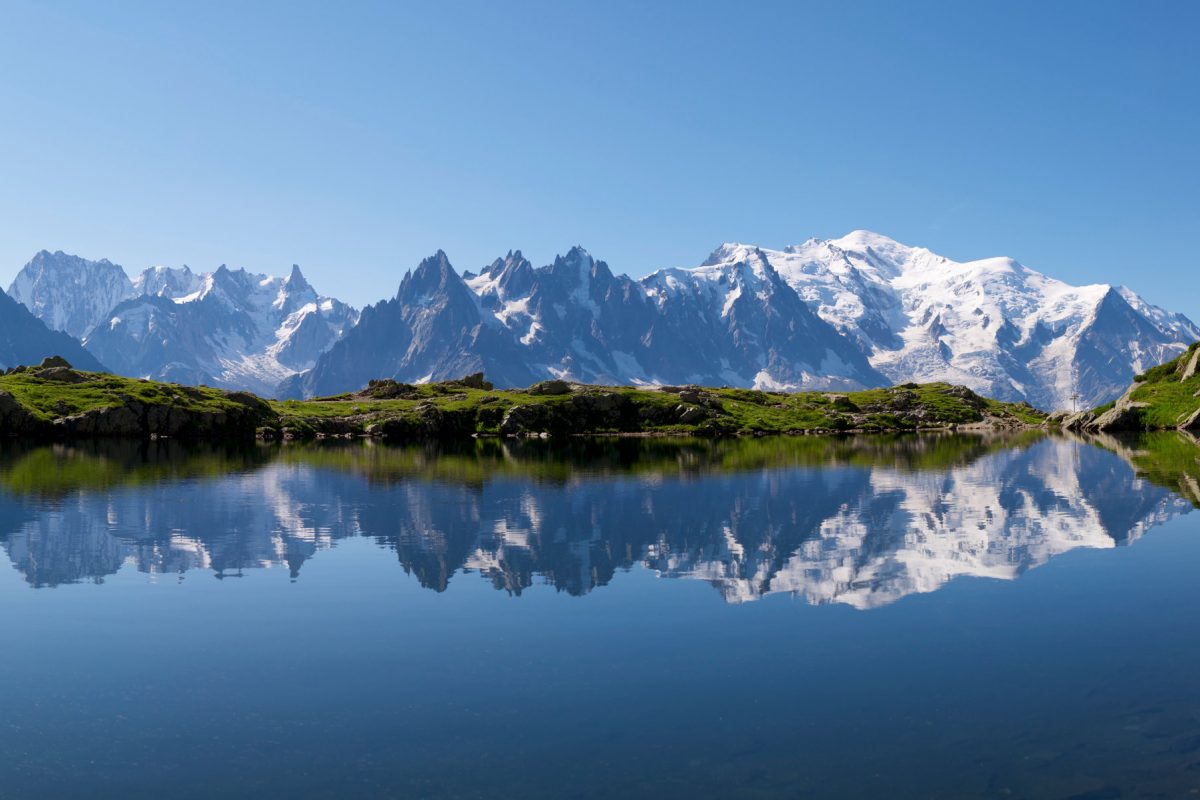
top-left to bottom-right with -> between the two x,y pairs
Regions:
1,0 -> 1196,317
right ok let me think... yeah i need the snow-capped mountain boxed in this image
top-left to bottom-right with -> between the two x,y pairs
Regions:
10,233 -> 1196,407
8,251 -> 136,339
6,250 -> 358,395
85,263 -> 359,395
282,246 -> 885,398
285,233 -> 1197,407
754,231 -> 1200,409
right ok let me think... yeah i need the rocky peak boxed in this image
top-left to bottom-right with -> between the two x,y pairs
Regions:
285,264 -> 313,293
8,250 -> 136,338
398,251 -> 464,302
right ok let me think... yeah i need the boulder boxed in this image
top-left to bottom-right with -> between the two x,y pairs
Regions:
446,372 -> 493,390
223,391 -> 272,413
1180,407 -> 1200,432
38,355 -> 72,369
528,380 -> 572,396
1182,348 -> 1200,382
889,389 -> 918,410
943,385 -> 986,408
1061,411 -> 1094,432
1084,381 -> 1148,432
1089,402 -> 1148,432
828,394 -> 859,411
362,379 -> 417,399
35,366 -> 90,383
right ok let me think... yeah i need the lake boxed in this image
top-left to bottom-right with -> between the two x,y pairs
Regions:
2,433 -> 1200,799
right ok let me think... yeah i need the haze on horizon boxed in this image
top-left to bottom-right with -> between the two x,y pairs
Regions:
1,0 -> 1196,319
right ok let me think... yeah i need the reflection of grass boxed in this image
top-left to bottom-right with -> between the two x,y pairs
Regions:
0,431 -> 1048,498
1101,432 -> 1200,507
280,431 -> 1046,488
1083,431 -> 1200,507
2,449 -> 126,495
0,441 -> 272,498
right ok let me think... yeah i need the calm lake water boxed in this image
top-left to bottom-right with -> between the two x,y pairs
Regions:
2,433 -> 1200,799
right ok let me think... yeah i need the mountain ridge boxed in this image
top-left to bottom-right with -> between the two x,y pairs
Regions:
286,232 -> 1198,407
8,232 -> 1196,408
8,252 -> 358,395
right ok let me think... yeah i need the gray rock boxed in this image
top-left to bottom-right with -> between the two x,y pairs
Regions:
39,355 -> 73,369
35,366 -> 90,383
1182,348 -> 1200,382
529,380 -> 572,396
1090,403 -> 1148,432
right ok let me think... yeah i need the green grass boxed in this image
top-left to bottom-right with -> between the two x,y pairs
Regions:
0,364 -> 1046,440
0,370 -> 251,421
1093,341 -> 1200,429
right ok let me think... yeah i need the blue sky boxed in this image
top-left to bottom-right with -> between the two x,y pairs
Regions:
1,0 -> 1196,317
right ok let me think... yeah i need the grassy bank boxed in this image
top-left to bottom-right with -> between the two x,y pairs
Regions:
1071,342 -> 1200,432
0,362 -> 1047,441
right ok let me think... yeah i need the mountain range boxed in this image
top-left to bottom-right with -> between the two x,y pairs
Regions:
8,250 -> 358,395
5,232 -> 1197,409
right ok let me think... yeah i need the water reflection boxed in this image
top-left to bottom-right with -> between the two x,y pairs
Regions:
0,434 -> 1194,606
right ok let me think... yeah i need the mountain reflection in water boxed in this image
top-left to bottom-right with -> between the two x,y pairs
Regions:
0,433 -> 1194,608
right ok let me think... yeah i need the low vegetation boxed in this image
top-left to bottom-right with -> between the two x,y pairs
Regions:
0,359 -> 1047,442
1068,342 -> 1200,432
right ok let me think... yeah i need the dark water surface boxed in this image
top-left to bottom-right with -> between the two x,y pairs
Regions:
2,433 -> 1200,799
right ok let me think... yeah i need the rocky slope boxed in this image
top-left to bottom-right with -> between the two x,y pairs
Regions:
679,232 -> 1200,409
13,234 -> 1195,408
1063,342 -> 1200,432
85,263 -> 359,395
8,250 -> 136,338
281,247 -> 886,398
0,291 -> 106,373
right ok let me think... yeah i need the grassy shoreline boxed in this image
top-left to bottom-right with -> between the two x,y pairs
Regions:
1067,342 -> 1200,433
0,362 -> 1048,441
